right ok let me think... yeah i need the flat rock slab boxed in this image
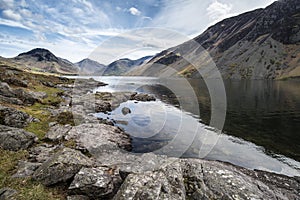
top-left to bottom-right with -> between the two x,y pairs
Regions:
32,148 -> 93,186
66,123 -> 132,152
114,158 -> 300,200
0,125 -> 37,151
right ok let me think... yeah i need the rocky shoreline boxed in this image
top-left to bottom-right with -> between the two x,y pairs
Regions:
0,65 -> 299,199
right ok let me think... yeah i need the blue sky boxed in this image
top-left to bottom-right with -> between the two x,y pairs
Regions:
0,0 -> 275,63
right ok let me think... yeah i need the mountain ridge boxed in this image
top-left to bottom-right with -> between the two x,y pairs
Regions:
128,0 -> 300,79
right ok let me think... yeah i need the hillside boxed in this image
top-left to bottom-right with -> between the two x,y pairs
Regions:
103,56 -> 152,76
76,58 -> 106,75
128,0 -> 300,79
2,48 -> 79,75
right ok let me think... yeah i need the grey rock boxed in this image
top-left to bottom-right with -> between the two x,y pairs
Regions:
0,105 -> 30,128
121,107 -> 131,115
32,148 -> 93,186
13,88 -> 38,105
0,125 -> 37,151
28,91 -> 48,100
69,167 -> 121,199
67,195 -> 90,200
0,82 -> 16,98
0,188 -> 17,200
114,157 -> 300,200
65,123 -> 132,152
95,101 -> 112,113
114,161 -> 185,200
130,93 -> 156,102
3,78 -> 28,87
90,146 -> 176,179
12,161 -> 41,178
45,124 -> 72,141
180,159 -> 300,200
0,95 -> 23,105
41,81 -> 55,88
29,144 -> 58,163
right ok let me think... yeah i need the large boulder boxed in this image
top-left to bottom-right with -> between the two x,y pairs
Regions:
114,161 -> 185,200
65,123 -> 132,152
0,82 -> 16,98
2,78 -> 28,87
0,125 -> 37,151
114,158 -> 300,199
45,124 -> 72,142
0,106 -> 30,128
32,148 -> 93,186
68,167 -> 121,199
13,88 -> 38,105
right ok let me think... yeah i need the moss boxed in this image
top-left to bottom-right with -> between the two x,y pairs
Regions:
20,103 -> 52,139
54,111 -> 75,126
0,148 -> 64,200
63,139 -> 76,149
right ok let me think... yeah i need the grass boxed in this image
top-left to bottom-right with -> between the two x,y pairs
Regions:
0,148 -> 65,200
0,64 -> 75,199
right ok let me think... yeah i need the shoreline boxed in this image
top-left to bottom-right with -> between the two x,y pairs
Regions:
0,67 -> 299,199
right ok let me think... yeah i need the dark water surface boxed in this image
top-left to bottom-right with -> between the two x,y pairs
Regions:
75,76 -> 300,176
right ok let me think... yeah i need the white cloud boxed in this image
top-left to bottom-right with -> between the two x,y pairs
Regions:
150,0 -> 211,36
2,9 -> 22,21
0,0 -> 14,9
129,7 -> 141,16
206,1 -> 233,22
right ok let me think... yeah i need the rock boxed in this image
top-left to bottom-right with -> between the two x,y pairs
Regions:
0,188 -> 17,200
0,95 -> 23,105
32,148 -> 93,186
0,125 -> 37,151
3,78 -> 28,87
13,88 -> 38,105
0,106 -> 30,128
95,101 -> 112,113
29,144 -> 58,163
89,147 -> 176,179
130,93 -> 156,101
180,159 -> 299,200
68,167 -> 121,199
65,123 -> 132,152
121,107 -> 131,115
12,161 -> 41,178
113,157 -> 300,200
0,82 -> 16,98
41,81 -> 55,87
28,91 -> 48,100
114,161 -> 185,200
67,195 -> 90,200
45,124 -> 72,141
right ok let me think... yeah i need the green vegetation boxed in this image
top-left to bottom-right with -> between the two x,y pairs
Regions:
0,149 -> 64,200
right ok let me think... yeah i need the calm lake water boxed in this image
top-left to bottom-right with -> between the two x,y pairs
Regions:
73,76 -> 300,177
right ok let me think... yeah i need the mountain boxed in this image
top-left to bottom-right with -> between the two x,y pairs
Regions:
76,58 -> 106,75
103,56 -> 152,76
128,0 -> 300,79
12,48 -> 79,75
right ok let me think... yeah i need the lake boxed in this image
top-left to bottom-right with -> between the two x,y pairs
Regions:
72,76 -> 300,177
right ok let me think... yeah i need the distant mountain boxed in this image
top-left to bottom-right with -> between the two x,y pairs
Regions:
13,48 -> 78,74
128,0 -> 300,79
103,56 -> 152,76
76,58 -> 106,75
